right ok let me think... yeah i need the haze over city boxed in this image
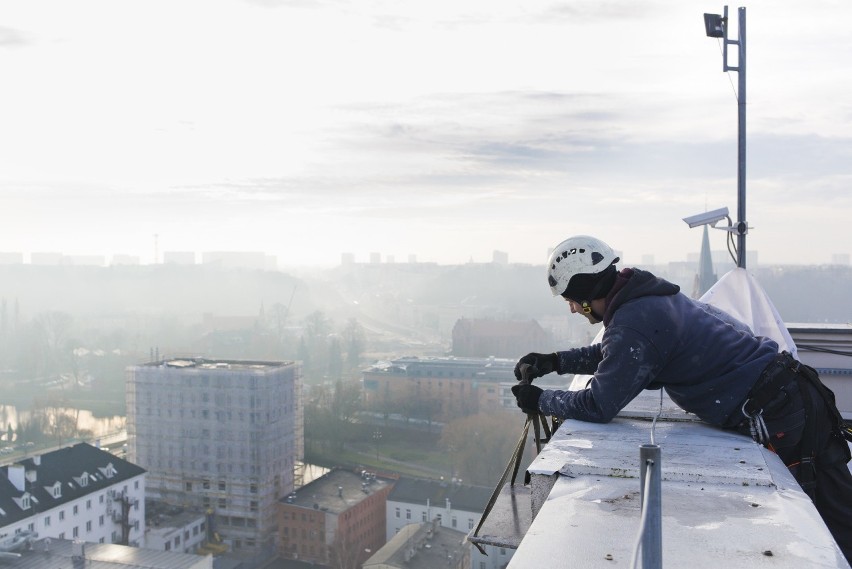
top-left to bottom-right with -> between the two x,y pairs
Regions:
2,0 -> 851,267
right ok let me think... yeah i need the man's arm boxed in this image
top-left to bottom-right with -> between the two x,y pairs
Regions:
540,327 -> 661,422
555,343 -> 604,375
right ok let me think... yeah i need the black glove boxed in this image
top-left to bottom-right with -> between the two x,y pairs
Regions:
511,383 -> 543,413
513,352 -> 558,381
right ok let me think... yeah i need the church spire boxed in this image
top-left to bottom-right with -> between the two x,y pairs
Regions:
693,225 -> 718,298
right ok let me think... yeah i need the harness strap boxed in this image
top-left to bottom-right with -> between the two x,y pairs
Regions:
794,374 -> 818,498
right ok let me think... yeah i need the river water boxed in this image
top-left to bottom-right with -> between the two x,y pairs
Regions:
0,403 -> 329,485
0,404 -> 125,440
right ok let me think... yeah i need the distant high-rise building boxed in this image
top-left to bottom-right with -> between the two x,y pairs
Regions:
112,254 -> 140,266
66,255 -> 106,267
341,252 -> 355,265
641,254 -> 655,267
832,253 -> 850,265
30,252 -> 64,265
0,252 -> 23,265
408,254 -> 417,264
126,358 -> 303,554
370,252 -> 381,264
163,251 -> 196,265
201,251 -> 268,270
492,250 -> 508,265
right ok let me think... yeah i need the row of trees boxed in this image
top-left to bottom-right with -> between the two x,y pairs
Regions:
0,295 -> 368,389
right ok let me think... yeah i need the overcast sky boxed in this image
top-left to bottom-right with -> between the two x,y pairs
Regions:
1,0 -> 850,267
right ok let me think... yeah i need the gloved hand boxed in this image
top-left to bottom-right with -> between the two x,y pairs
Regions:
511,383 -> 543,414
513,352 -> 558,381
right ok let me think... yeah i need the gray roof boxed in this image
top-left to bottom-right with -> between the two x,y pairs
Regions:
0,443 -> 146,528
387,477 -> 491,514
280,469 -> 394,514
0,538 -> 207,569
137,358 -> 292,371
364,522 -> 468,569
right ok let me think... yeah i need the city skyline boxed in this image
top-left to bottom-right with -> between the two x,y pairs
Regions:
2,1 -> 851,267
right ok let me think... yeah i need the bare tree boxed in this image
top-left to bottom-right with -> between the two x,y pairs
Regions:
33,311 -> 74,378
302,311 -> 332,378
440,411 -> 528,487
341,318 -> 366,371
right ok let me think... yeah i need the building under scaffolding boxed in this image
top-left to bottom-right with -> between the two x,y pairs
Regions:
126,358 -> 303,556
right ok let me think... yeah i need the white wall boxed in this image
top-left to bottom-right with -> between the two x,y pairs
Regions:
386,498 -> 512,569
144,515 -> 207,553
1,474 -> 146,548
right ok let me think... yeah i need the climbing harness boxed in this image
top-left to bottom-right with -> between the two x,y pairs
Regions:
741,352 -> 851,497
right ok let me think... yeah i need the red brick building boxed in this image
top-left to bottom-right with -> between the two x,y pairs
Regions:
277,469 -> 396,568
451,318 -> 551,358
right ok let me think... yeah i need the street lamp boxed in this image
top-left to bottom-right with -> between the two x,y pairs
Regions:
703,6 -> 748,268
372,430 -> 382,462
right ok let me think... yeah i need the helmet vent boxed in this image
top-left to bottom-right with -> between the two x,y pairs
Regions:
591,252 -> 604,265
548,275 -> 558,287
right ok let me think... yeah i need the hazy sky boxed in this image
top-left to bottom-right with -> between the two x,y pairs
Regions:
2,0 -> 850,267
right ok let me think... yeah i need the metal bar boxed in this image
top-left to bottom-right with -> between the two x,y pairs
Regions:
736,6 -> 747,268
640,444 -> 662,569
722,6 -> 729,71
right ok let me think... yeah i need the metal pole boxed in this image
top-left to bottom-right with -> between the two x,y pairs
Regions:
639,444 -> 662,569
736,7 -> 747,268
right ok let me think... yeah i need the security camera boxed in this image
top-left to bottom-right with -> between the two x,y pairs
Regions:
682,207 -> 730,229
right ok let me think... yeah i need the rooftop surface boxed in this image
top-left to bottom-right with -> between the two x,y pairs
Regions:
281,469 -> 393,514
471,402 -> 850,568
137,358 -> 292,370
363,521 -> 467,569
786,323 -> 852,333
0,538 -> 209,569
1,443 -> 145,527
388,478 -> 492,514
516,416 -> 848,567
146,501 -> 205,532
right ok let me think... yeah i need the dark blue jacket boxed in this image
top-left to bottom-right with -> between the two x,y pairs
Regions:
538,268 -> 778,427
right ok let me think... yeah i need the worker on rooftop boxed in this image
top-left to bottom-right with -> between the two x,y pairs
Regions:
512,234 -> 852,562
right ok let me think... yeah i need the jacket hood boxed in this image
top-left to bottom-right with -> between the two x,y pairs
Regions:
603,268 -> 680,326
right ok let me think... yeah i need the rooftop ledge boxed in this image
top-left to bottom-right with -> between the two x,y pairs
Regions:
470,390 -> 850,568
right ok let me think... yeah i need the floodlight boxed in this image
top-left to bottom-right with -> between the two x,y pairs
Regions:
704,13 -> 725,38
682,207 -> 730,229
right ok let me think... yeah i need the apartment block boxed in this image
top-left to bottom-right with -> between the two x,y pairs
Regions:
277,469 -> 395,567
362,356 -> 516,421
0,443 -> 146,548
126,358 -> 303,554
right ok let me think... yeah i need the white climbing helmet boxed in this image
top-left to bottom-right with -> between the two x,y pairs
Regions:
547,235 -> 620,297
